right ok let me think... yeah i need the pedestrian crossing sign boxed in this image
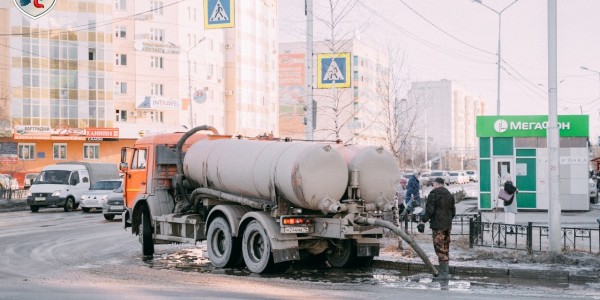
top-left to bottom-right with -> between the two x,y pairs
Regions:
317,53 -> 351,89
204,0 -> 235,29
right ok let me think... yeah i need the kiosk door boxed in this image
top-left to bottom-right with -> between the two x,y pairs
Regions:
493,159 -> 514,209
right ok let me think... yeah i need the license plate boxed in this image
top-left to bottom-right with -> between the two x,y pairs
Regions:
110,205 -> 124,210
35,197 -> 45,202
282,226 -> 310,234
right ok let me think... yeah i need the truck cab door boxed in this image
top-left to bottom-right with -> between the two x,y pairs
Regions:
125,148 -> 148,208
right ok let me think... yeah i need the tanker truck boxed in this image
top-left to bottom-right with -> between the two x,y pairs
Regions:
120,126 -> 436,274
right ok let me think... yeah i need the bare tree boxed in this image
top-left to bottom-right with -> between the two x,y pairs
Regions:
311,0 -> 365,143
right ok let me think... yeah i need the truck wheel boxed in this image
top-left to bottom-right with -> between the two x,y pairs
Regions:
104,214 -> 115,221
82,207 -> 91,213
207,217 -> 242,268
140,208 -> 154,256
30,205 -> 39,213
242,220 -> 275,273
63,197 -> 74,212
326,239 -> 357,268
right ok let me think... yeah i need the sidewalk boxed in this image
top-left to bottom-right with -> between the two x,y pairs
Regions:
376,198 -> 600,282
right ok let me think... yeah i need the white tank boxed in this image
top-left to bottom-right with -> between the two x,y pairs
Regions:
335,145 -> 400,205
183,139 -> 349,211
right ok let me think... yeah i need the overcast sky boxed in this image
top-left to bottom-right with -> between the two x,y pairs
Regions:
279,0 -> 600,144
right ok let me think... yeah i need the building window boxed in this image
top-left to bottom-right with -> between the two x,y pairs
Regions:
151,83 -> 164,96
353,55 -> 359,66
115,26 -> 126,38
115,109 -> 128,122
150,28 -> 164,42
53,143 -> 67,160
115,54 -> 127,66
207,64 -> 214,79
115,0 -> 126,10
83,144 -> 99,160
151,1 -> 164,15
18,144 -> 35,160
114,82 -> 127,94
150,56 -> 164,69
88,48 -> 96,61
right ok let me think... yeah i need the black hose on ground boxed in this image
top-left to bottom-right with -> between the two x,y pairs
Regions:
355,217 -> 439,277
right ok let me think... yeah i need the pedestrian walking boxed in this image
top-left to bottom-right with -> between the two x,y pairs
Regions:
418,177 -> 455,280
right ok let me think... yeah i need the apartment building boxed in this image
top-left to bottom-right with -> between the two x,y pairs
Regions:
406,80 -> 486,169
0,0 -> 279,185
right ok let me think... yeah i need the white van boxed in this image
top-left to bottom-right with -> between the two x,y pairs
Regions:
26,163 -> 118,212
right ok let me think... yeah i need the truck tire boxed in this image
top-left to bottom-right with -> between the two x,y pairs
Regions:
30,205 -> 39,213
104,214 -> 115,221
242,220 -> 275,273
140,208 -> 154,256
82,207 -> 91,213
63,197 -> 74,212
207,217 -> 242,268
326,239 -> 357,268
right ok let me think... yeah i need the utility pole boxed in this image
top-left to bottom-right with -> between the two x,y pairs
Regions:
547,0 -> 561,254
305,0 -> 314,140
185,37 -> 206,128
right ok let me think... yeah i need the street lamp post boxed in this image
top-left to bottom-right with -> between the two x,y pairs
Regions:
183,37 -> 207,128
473,0 -> 519,116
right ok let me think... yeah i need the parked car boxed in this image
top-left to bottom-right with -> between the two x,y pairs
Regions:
80,179 -> 123,213
457,171 -> 470,184
0,174 -> 19,190
447,172 -> 460,184
429,170 -> 450,185
23,173 -> 39,189
102,184 -> 125,220
590,178 -> 598,204
465,170 -> 479,182
419,173 -> 431,186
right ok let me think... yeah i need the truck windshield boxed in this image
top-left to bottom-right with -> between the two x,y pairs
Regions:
35,170 -> 71,185
91,180 -> 122,190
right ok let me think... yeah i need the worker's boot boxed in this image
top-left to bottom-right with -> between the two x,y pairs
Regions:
434,262 -> 449,281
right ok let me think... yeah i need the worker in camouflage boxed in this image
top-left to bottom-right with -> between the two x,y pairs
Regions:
419,177 -> 455,280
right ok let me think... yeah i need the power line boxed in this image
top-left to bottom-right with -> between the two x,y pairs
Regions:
394,0 -> 495,56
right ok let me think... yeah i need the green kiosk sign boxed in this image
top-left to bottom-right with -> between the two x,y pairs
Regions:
476,115 -> 589,137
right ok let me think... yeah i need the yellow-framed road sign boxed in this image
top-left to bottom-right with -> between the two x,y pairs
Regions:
204,0 -> 235,29
316,52 -> 351,89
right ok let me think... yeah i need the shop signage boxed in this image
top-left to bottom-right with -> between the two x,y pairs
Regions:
13,125 -> 51,139
137,96 -> 181,110
476,115 -> 589,137
134,41 -> 180,54
52,124 -> 86,136
86,128 -> 119,138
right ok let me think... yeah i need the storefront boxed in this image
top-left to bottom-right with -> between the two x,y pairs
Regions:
476,115 -> 590,211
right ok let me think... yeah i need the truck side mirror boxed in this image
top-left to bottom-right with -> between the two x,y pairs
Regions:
120,162 -> 129,172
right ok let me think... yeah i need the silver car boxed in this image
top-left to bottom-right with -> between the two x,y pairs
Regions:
80,179 -> 122,213
102,184 -> 125,220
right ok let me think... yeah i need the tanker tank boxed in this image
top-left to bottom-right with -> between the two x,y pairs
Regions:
335,145 -> 400,209
183,139 -> 349,212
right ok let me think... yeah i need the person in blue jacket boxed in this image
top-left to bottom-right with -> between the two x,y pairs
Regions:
404,172 -> 421,215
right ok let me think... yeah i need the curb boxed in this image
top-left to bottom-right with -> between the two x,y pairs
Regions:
373,259 -> 600,282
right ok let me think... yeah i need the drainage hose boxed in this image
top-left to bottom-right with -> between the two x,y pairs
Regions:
356,217 -> 439,277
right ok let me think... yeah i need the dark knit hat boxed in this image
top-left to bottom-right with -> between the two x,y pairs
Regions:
434,177 -> 445,185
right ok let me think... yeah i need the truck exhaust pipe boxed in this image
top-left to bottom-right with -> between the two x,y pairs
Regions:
355,216 -> 439,277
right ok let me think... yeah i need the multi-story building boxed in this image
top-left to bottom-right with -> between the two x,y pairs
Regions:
0,0 -> 279,185
279,39 -> 388,145
0,0 -> 130,185
406,80 -> 486,169
224,0 -> 279,137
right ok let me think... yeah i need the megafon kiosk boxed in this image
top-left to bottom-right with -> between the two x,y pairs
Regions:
476,115 -> 590,211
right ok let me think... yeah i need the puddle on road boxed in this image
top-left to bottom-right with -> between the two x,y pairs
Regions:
140,249 -> 600,295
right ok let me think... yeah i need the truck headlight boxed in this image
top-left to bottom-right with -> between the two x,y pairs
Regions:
52,190 -> 61,197
102,195 -> 108,201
